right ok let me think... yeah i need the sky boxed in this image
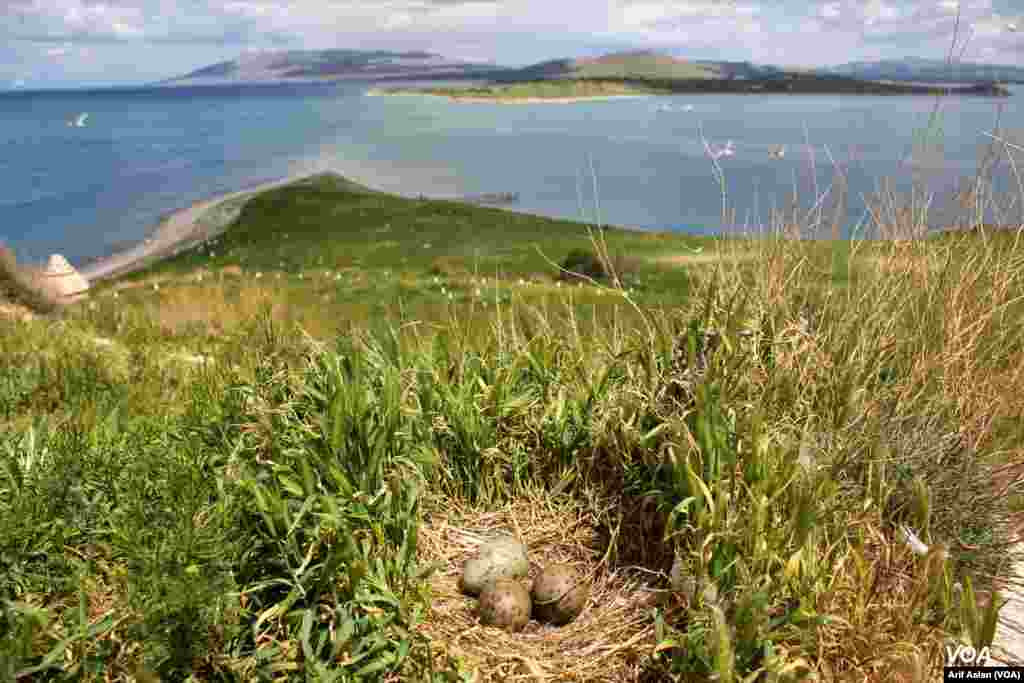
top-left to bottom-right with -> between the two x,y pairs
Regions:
2,0 -> 1022,89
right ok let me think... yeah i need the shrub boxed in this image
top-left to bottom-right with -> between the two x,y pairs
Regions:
558,247 -> 640,284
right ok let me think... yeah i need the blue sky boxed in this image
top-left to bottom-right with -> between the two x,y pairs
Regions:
2,0 -> 1022,88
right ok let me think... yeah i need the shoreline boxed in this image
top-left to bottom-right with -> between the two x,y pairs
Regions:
366,89 -> 653,104
78,174 -> 313,284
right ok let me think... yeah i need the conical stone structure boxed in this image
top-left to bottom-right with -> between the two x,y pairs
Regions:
38,254 -> 90,301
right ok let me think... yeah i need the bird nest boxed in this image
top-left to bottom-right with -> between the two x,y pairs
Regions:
415,489 -> 670,682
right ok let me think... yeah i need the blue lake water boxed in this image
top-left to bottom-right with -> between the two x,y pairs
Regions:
1,80 -> 1021,267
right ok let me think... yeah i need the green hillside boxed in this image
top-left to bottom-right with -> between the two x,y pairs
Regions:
569,51 -> 722,80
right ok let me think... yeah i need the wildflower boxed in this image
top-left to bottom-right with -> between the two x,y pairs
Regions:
335,274 -> 341,281
448,292 -> 454,300
299,273 -> 304,280
556,281 -> 562,288
153,283 -> 160,291
433,276 -> 440,284
899,524 -> 930,556
112,292 -> 119,299
255,272 -> 262,279
424,243 -> 432,249
518,278 -> 525,286
475,288 -> 482,297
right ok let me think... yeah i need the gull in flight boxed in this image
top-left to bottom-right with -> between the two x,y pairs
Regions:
67,113 -> 89,127
1008,22 -> 1017,32
769,144 -> 786,159
655,103 -> 695,113
707,140 -> 736,159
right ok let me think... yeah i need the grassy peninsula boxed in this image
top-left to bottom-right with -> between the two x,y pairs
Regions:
370,78 -> 667,102
374,75 -> 1011,103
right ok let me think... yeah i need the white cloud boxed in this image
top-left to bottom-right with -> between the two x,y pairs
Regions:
222,1 -> 272,18
2,0 -> 1023,86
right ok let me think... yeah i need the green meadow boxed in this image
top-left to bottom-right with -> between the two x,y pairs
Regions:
374,78 -> 669,100
2,89 -> 1024,681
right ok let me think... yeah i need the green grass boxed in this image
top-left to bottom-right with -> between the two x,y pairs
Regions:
569,55 -> 721,80
2,63 -> 1024,681
377,78 -> 669,100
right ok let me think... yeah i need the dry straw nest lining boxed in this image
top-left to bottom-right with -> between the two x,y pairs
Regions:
417,490 -> 672,683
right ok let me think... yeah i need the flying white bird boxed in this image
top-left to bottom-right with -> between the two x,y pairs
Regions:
1008,22 -> 1017,32
680,104 -> 695,112
708,140 -> 736,159
769,144 -> 786,159
67,113 -> 89,127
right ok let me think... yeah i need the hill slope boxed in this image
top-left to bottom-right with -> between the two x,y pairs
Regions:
162,49 -> 505,85
817,57 -> 1024,83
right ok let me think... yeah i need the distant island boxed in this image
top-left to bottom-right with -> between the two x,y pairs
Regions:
370,74 -> 1010,104
160,48 -> 1014,98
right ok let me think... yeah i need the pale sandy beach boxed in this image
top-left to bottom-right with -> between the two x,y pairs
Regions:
446,94 -> 652,104
78,175 -> 310,284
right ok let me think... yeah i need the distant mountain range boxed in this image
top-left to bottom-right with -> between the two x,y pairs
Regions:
160,48 -> 1023,87
815,57 -> 1024,84
160,49 -> 505,85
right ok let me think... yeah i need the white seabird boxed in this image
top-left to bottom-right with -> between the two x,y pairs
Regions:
708,140 -> 736,159
67,113 -> 89,127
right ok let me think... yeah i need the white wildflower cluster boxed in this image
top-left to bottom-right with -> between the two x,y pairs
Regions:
898,524 -> 947,560
900,525 -> 930,556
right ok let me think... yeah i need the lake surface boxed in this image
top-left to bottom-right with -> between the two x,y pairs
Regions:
1,79 -> 1021,267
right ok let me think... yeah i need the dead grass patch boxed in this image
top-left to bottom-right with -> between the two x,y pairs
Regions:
0,300 -> 37,322
654,250 -> 760,268
122,281 -> 291,338
417,490 -> 663,683
854,246 -> 944,280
